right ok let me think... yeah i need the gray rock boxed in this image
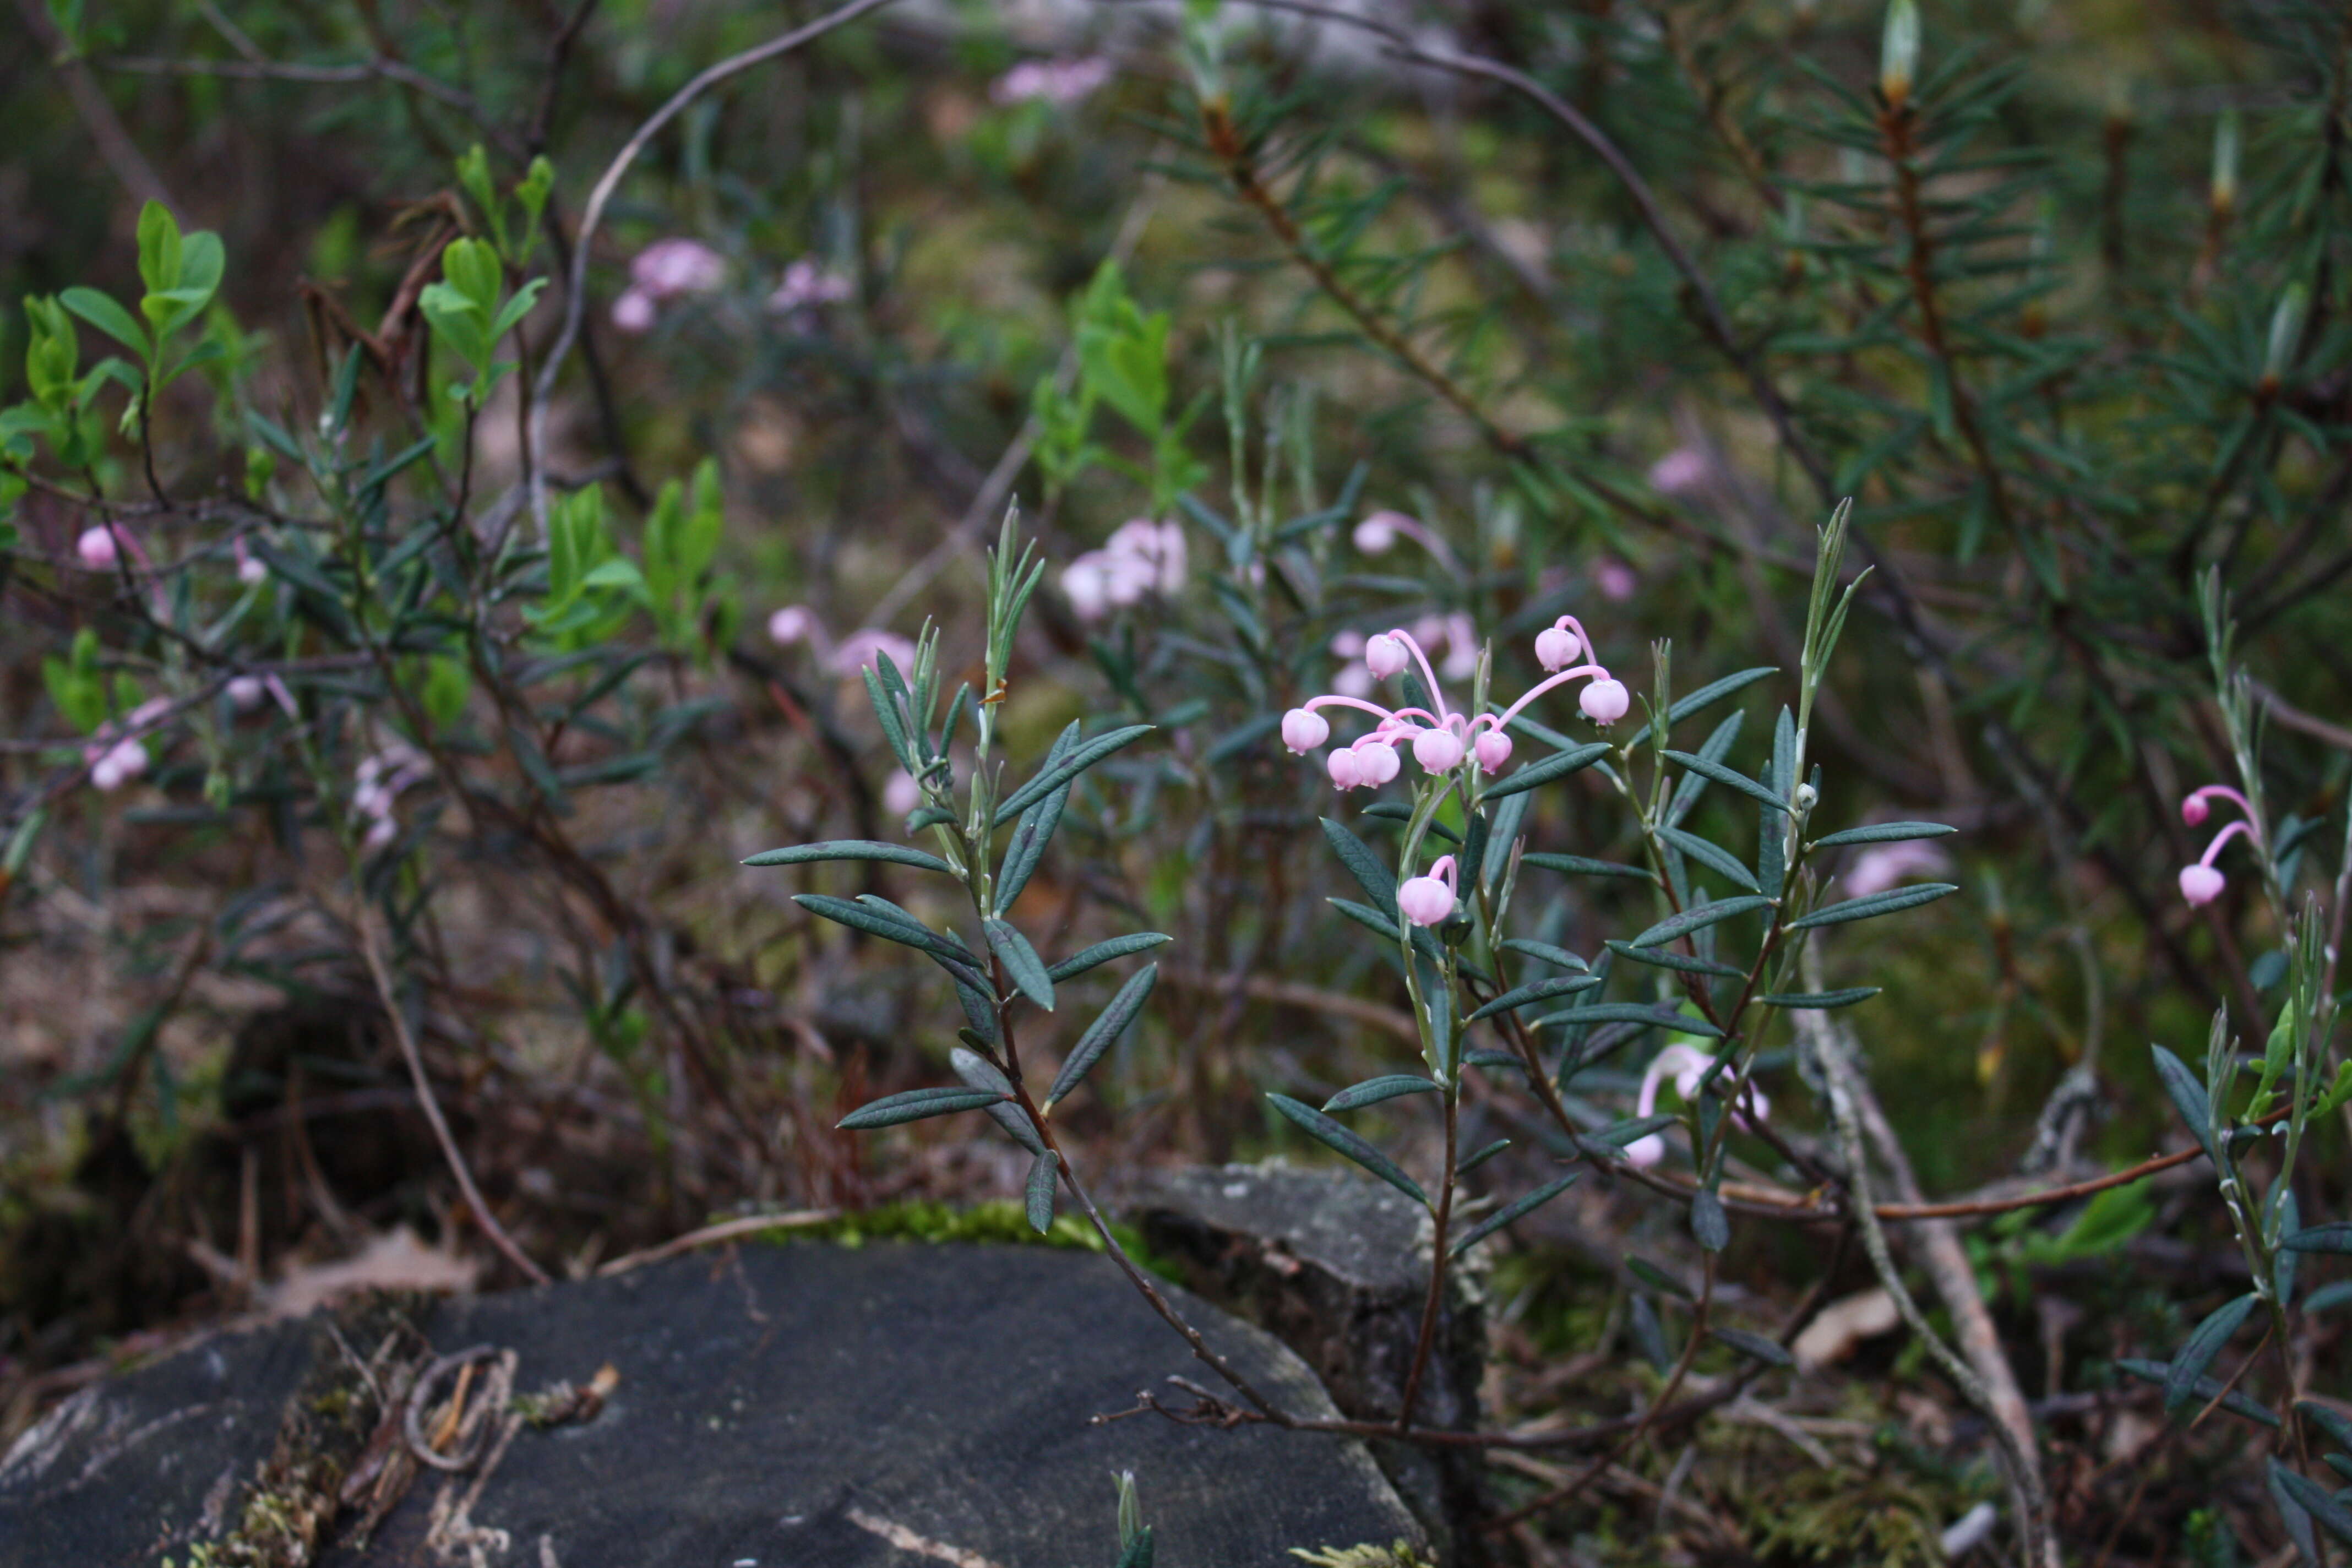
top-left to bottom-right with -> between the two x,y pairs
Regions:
1129,1164 -> 1489,1564
0,1243 -> 1424,1567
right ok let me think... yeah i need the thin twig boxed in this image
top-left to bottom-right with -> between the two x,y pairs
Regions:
356,910 -> 550,1285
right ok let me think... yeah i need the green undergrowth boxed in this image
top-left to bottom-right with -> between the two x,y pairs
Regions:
767,1199 -> 1185,1283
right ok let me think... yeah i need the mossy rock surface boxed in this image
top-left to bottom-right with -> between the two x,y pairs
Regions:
0,1242 -> 1422,1566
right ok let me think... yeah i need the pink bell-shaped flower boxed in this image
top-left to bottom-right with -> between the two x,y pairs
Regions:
1364,634 -> 1408,679
2179,864 -> 2226,906
1412,726 -> 1465,774
77,526 -> 121,569
1282,707 -> 1331,754
1328,749 -> 1365,790
1534,624 -> 1580,672
1358,741 -> 1401,785
1396,854 -> 1458,927
1580,678 -> 1631,725
1473,729 -> 1513,771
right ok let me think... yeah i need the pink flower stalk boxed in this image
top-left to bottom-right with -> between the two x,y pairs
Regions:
1843,839 -> 1952,899
1397,854 -> 1458,927
1061,520 -> 1185,621
2178,784 -> 2261,907
991,56 -> 1115,106
1281,618 -> 1626,792
1624,1043 -> 1770,1168
768,258 -> 854,315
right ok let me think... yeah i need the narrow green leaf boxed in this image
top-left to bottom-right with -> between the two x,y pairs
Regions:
2296,1400 -> 2352,1455
1500,938 -> 1587,971
1331,896 -> 1402,942
1626,1256 -> 1692,1300
1322,1074 -> 1440,1113
1467,973 -> 1602,1021
838,1086 -> 1008,1130
2274,1460 -> 2352,1549
1044,963 -> 1158,1109
1713,1326 -> 1794,1368
1656,826 -> 1761,893
984,919 -> 1056,1010
1787,882 -> 1958,930
2283,1222 -> 2352,1254
1663,749 -> 1790,813
2164,1293 -> 2260,1414
744,840 -> 955,873
1483,741 -> 1612,801
1630,895 -> 1775,948
1322,816 -> 1398,915
1047,932 -> 1173,983
1667,667 -> 1778,724
1453,1141 -> 1510,1180
995,723 -> 1080,912
1521,853 -> 1656,882
1690,1189 -> 1730,1252
2150,1044 -> 2219,1166
2115,1358 -> 2278,1427
795,893 -> 957,957
1026,1150 -> 1060,1233
1358,801 -> 1461,843
1536,1004 -> 1724,1037
1760,988 -> 1884,1009
1266,1093 -> 1427,1205
1585,1112 -> 1680,1152
1451,1173 -> 1580,1255
1809,820 -> 1958,850
1607,940 -> 1744,979
994,724 -> 1154,825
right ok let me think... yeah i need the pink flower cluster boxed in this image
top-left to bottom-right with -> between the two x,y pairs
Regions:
766,603 -> 918,679
2177,784 -> 2260,906
612,239 -> 726,334
990,56 -> 1115,106
355,743 -> 430,851
1623,1043 -> 1771,1168
1060,519 -> 1186,622
85,698 -> 170,792
768,258 -> 853,316
1280,618 -> 1629,898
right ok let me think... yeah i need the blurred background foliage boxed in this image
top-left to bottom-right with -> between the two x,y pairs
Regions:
3,0 -> 2349,1558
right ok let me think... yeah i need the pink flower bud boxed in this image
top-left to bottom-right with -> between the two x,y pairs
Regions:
227,677 -> 265,711
2179,864 -> 2226,906
884,769 -> 922,816
1473,729 -> 1513,771
1327,748 -> 1365,790
2180,795 -> 2209,826
1597,560 -> 1637,601
1364,634 -> 1408,678
1358,741 -> 1401,785
1534,625 -> 1579,671
1353,513 -> 1401,554
77,526 -> 120,569
1412,726 -> 1465,774
1625,1134 -> 1667,1168
238,555 -> 269,586
767,605 -> 816,645
611,287 -> 657,334
1580,678 -> 1631,725
1282,707 -> 1331,754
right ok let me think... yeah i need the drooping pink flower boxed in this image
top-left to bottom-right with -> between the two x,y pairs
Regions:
77,525 -> 122,569
991,55 -> 1115,106
1596,559 -> 1638,601
884,768 -> 923,817
829,628 -> 918,677
1280,615 -> 1625,793
1624,1043 -> 1770,1168
768,258 -> 854,315
1844,839 -> 1952,899
2177,784 -> 2261,907
1396,854 -> 1458,927
611,288 -> 658,334
1349,509 -> 1458,570
631,238 -> 727,300
768,605 -> 817,646
1648,447 -> 1711,497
